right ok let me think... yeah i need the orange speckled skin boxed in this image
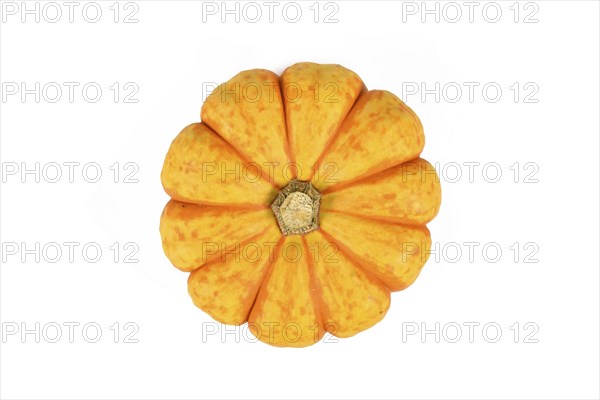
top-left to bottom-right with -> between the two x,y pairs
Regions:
160,200 -> 274,272
311,90 -> 425,191
160,62 -> 442,347
161,123 -> 277,206
281,62 -> 365,181
321,158 -> 441,225
201,70 -> 291,187
248,236 -> 324,347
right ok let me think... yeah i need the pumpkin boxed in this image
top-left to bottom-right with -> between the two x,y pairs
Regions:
160,62 -> 441,347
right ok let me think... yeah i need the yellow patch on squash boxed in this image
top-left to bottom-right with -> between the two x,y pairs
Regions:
188,226 -> 282,325
201,69 -> 292,187
159,200 -> 276,272
248,236 -> 324,347
304,230 -> 391,337
321,158 -> 441,225
319,211 -> 431,291
281,62 -> 364,181
312,90 -> 425,191
161,123 -> 276,206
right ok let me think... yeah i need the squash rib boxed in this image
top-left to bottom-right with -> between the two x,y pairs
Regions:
194,226 -> 276,271
159,200 -> 278,272
317,228 -> 393,292
201,119 -> 281,191
201,69 -> 292,188
311,90 -> 425,192
319,207 -> 430,228
303,232 -> 390,337
280,62 -> 364,181
247,235 -> 324,347
161,123 -> 277,206
278,74 -> 299,180
305,85 -> 368,182
245,235 -> 285,322
319,158 -> 441,226
165,199 -> 270,211
320,155 -> 432,196
318,227 -> 425,292
301,236 -> 326,332
187,227 -> 282,325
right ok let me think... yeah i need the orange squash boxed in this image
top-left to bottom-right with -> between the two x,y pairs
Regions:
160,62 -> 441,347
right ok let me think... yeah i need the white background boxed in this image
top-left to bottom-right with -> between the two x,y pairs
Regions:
1,1 -> 599,399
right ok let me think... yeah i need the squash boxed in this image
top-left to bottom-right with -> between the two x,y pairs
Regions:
160,62 -> 441,347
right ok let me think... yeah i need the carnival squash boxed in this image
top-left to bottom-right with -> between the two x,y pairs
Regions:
160,62 -> 441,347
